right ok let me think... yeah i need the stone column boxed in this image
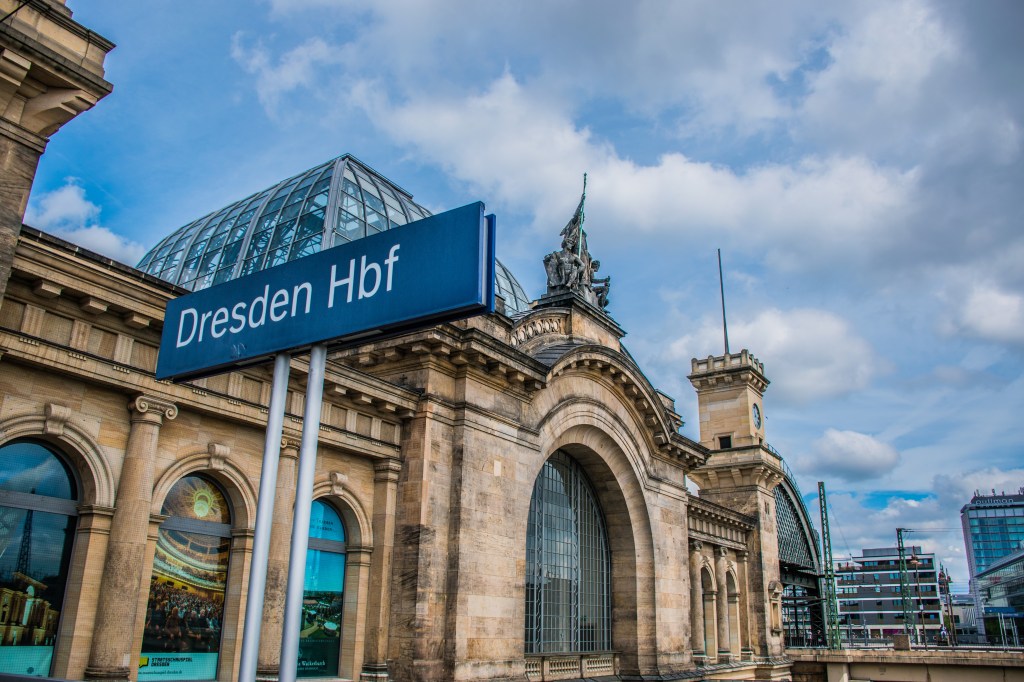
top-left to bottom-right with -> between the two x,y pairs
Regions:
85,395 -> 177,681
257,438 -> 300,680
360,458 -> 401,681
715,547 -> 731,662
736,550 -> 753,657
688,540 -> 705,659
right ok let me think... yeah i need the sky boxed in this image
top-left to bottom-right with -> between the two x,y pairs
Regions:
27,1 -> 1024,591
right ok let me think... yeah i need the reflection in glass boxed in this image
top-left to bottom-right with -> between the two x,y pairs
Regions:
0,441 -> 77,677
524,450 -> 611,654
298,500 -> 346,678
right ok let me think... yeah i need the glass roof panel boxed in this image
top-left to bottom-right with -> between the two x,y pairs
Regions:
138,154 -> 533,314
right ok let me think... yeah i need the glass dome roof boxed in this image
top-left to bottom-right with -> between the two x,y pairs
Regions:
137,154 -> 532,314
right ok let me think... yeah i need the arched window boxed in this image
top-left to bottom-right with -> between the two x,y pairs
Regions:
298,499 -> 347,678
525,450 -> 611,654
0,440 -> 78,677
140,475 -> 232,681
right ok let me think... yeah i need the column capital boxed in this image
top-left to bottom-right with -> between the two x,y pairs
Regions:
281,437 -> 300,459
130,394 -> 178,423
690,539 -> 704,553
715,546 -> 730,559
736,549 -> 749,562
373,458 -> 402,483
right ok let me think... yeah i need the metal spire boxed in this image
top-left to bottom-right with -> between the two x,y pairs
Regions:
718,249 -> 730,355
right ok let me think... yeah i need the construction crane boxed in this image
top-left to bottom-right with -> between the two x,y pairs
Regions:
818,482 -> 842,649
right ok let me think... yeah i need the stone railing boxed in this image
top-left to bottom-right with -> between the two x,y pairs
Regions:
524,653 -> 618,681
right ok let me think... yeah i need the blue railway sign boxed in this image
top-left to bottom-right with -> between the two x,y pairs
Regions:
157,202 -> 495,381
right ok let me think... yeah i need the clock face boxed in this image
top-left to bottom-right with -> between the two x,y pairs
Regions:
752,403 -> 762,429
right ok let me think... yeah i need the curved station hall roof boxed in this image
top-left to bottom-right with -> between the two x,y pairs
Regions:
138,154 -> 532,314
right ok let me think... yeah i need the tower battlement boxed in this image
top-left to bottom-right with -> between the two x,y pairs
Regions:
689,349 -> 769,393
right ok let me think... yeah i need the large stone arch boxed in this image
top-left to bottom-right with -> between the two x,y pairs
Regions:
0,404 -> 116,507
312,472 -> 374,549
523,383 -> 658,675
151,443 -> 258,529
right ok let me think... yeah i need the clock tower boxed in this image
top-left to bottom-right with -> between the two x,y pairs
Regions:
687,349 -> 786,657
688,349 -> 768,450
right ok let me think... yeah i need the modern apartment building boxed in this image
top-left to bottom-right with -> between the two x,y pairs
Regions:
835,547 -> 942,645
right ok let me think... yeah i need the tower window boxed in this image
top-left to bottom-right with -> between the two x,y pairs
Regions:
718,435 -> 732,449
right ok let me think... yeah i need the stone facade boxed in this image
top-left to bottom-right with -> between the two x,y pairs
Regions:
0,7 -> 803,682
0,223 -> 797,681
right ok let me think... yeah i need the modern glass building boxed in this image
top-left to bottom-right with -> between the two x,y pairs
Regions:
961,489 -> 1024,640
975,546 -> 1024,646
136,154 -> 532,315
961,490 -> 1024,579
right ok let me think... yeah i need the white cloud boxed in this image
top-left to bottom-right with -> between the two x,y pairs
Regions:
668,307 -> 876,405
25,181 -> 146,265
231,33 -> 344,117
807,428 -> 900,481
355,73 -> 918,273
956,283 -> 1024,345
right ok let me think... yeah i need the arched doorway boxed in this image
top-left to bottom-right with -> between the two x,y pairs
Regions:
140,474 -> 232,681
298,499 -> 347,678
700,567 -> 717,658
726,571 -> 741,658
0,440 -> 78,677
524,450 -> 611,654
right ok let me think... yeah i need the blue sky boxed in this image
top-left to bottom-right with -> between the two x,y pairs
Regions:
28,1 -> 1024,589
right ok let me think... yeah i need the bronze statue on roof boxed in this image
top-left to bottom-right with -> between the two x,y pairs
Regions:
543,174 -> 611,309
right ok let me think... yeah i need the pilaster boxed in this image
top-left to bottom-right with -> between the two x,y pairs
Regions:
257,438 -> 300,680
360,458 -> 401,682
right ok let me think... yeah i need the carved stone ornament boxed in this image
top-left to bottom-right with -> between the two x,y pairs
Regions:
131,395 -> 178,421
330,470 -> 349,496
43,403 -> 72,435
543,174 -> 611,309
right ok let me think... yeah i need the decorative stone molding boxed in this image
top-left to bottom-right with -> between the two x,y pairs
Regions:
330,470 -> 349,496
688,349 -> 769,393
0,407 -> 115,507
32,279 -> 62,298
373,458 -> 402,483
130,394 -> 178,422
510,313 -> 566,347
207,442 -> 230,470
690,539 -> 704,552
43,402 -> 72,435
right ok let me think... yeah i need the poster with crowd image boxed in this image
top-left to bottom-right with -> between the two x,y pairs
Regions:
140,476 -> 231,681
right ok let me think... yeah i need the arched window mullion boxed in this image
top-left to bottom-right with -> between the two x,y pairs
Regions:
525,450 -> 611,655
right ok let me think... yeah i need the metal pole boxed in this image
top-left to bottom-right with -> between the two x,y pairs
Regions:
278,344 -> 328,682
718,249 -> 730,355
239,352 -> 291,682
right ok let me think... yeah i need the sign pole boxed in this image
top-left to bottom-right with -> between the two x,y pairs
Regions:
278,343 -> 328,682
238,352 -> 291,681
